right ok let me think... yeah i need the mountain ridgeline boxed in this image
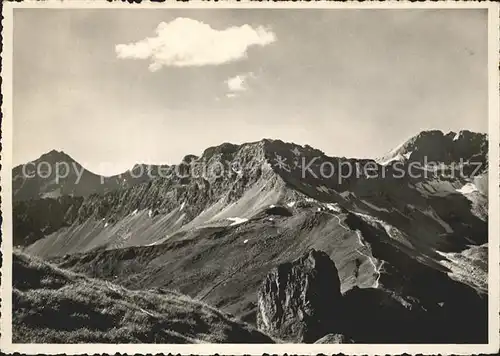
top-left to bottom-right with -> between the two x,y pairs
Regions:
12,129 -> 489,343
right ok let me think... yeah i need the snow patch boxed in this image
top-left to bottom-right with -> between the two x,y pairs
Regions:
148,209 -> 153,218
378,153 -> 405,166
305,197 -> 315,202
180,202 -> 186,211
243,239 -> 249,244
287,201 -> 296,208
354,212 -> 414,249
104,222 -> 109,228
174,213 -> 185,225
317,185 -> 330,193
227,217 -> 248,226
422,209 -> 454,233
378,141 -> 413,165
339,191 -> 352,198
388,140 -> 406,155
269,204 -> 276,208
355,230 -> 366,248
131,209 -> 138,216
456,183 -> 479,195
326,203 -> 342,213
453,132 -> 460,141
361,199 -> 390,213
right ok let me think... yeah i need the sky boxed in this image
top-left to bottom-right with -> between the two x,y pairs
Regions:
13,9 -> 488,175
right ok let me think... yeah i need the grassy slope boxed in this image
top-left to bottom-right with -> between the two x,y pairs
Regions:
12,251 -> 275,344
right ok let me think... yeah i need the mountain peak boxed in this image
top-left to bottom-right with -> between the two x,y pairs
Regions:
201,142 -> 240,161
378,129 -> 487,166
37,149 -> 75,164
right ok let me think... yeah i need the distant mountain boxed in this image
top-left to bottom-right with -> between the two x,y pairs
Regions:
12,150 -> 166,202
377,130 -> 488,169
13,129 -> 489,343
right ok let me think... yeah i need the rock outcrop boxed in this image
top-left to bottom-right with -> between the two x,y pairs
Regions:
256,249 -> 342,343
256,249 -> 488,344
314,333 -> 352,344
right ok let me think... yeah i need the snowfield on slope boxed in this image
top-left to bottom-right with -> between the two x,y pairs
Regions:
227,217 -> 249,226
326,203 -> 342,213
456,182 -> 479,195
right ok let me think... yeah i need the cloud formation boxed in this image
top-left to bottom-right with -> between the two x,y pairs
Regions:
225,72 -> 256,98
226,73 -> 250,92
115,18 -> 276,71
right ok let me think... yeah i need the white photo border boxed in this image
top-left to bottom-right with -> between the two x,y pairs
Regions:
1,1 -> 499,354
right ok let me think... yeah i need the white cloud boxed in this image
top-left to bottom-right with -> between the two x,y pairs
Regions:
115,18 -> 276,71
226,75 -> 246,92
225,73 -> 254,92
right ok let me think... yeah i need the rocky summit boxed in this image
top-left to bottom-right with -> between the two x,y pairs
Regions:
12,130 -> 490,343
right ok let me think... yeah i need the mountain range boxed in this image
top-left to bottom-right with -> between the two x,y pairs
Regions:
12,129 -> 490,343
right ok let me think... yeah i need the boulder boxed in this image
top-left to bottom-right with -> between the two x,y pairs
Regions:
256,249 -> 342,342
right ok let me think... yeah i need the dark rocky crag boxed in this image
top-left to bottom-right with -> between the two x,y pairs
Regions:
257,249 -> 343,342
257,249 -> 488,344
